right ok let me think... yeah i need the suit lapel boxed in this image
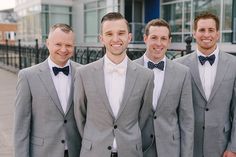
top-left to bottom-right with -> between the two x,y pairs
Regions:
188,53 -> 207,100
65,61 -> 77,115
135,56 -> 144,65
93,58 -> 115,118
117,59 -> 138,120
208,52 -> 229,103
155,59 -> 173,113
38,60 -> 65,114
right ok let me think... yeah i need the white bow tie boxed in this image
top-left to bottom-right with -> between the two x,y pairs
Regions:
106,63 -> 126,75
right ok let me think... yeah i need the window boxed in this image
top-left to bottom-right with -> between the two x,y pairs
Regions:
84,0 -> 120,43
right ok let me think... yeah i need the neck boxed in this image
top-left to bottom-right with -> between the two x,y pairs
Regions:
198,45 -> 217,56
107,53 -> 126,64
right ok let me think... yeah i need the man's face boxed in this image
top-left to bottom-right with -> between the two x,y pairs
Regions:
193,18 -> 220,55
99,19 -> 132,59
46,28 -> 74,67
144,26 -> 171,62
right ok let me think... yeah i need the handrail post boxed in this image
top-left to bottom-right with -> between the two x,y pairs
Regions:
35,39 -> 39,64
18,39 -> 22,69
73,46 -> 77,62
86,47 -> 89,64
185,36 -> 193,54
6,39 -> 9,65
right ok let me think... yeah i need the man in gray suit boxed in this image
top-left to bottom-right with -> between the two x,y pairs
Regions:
176,12 -> 236,157
135,19 -> 194,157
74,12 -> 154,157
14,23 -> 81,157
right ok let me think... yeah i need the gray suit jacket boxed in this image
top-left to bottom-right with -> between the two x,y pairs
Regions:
135,56 -> 194,157
175,51 -> 236,157
74,57 -> 154,157
14,59 -> 82,157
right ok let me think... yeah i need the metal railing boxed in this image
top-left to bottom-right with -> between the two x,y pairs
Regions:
0,38 -> 193,70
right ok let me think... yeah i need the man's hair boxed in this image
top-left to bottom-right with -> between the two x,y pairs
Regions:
100,12 -> 130,33
48,23 -> 73,37
144,18 -> 171,38
194,12 -> 219,31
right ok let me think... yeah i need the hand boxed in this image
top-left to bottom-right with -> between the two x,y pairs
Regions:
223,150 -> 236,157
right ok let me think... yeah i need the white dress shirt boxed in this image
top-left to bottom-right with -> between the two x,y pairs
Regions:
48,57 -> 71,149
144,54 -> 166,110
197,46 -> 219,100
104,54 -> 127,152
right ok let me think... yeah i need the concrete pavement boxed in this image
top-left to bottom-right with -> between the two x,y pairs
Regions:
0,68 -> 17,157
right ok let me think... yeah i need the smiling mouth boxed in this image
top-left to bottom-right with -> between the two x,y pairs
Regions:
153,47 -> 163,52
202,39 -> 212,43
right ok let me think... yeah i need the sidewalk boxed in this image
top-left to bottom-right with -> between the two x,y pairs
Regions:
0,68 -> 17,157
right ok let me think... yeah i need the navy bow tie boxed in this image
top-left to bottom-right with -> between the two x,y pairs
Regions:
148,61 -> 164,71
198,54 -> 215,65
52,66 -> 69,76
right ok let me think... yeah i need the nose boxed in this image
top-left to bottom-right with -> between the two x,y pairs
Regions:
112,34 -> 119,42
60,45 -> 67,52
156,38 -> 162,45
203,31 -> 210,37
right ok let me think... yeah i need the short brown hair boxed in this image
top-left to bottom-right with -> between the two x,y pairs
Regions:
100,12 -> 130,33
194,12 -> 219,31
144,19 -> 171,38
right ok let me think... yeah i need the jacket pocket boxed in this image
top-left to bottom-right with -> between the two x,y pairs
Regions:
31,136 -> 44,146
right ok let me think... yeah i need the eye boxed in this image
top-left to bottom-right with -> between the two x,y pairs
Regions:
209,29 -> 215,33
66,44 -> 73,49
150,36 -> 157,40
161,37 -> 168,41
55,43 -> 61,47
198,28 -> 205,33
119,31 -> 126,35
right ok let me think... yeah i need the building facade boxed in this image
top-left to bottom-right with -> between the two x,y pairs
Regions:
0,9 -> 17,45
14,0 -> 73,45
14,0 -> 236,52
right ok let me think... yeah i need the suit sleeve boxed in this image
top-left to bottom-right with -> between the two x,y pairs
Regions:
74,69 -> 87,137
227,74 -> 236,152
14,70 -> 32,157
139,71 -> 154,129
179,69 -> 194,157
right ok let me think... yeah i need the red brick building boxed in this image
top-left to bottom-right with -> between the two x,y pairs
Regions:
0,23 -> 17,45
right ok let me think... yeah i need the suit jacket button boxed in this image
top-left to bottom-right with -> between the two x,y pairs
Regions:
64,120 -> 67,123
114,125 -> 117,129
107,146 -> 112,150
205,108 -> 209,111
61,140 -> 65,143
154,116 -> 157,119
203,126 -> 205,130
150,134 -> 154,138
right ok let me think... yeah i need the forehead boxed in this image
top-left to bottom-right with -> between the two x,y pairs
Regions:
49,28 -> 74,43
148,26 -> 169,36
102,19 -> 128,33
196,18 -> 217,29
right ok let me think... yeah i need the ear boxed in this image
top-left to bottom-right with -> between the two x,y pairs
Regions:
143,34 -> 148,44
46,39 -> 49,48
99,34 -> 104,45
193,31 -> 196,39
128,33 -> 132,43
168,37 -> 172,45
216,31 -> 220,41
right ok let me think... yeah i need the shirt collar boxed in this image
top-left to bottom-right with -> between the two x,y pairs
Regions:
196,45 -> 219,58
104,54 -> 128,70
196,46 -> 219,66
143,53 -> 166,70
48,56 -> 71,74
